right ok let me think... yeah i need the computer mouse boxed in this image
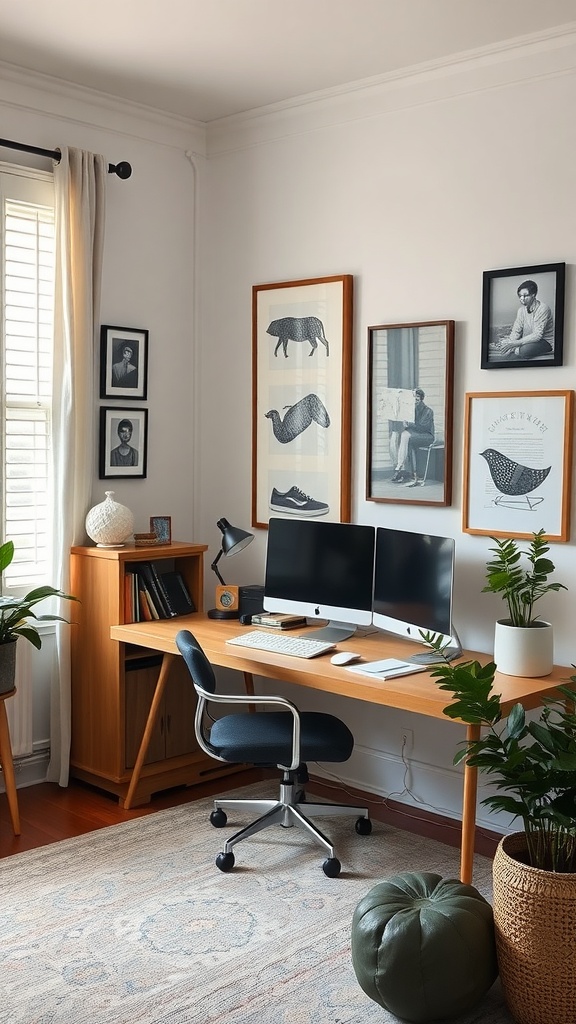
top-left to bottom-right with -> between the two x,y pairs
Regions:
330,651 -> 361,666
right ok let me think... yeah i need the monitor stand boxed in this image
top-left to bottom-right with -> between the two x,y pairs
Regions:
305,620 -> 357,643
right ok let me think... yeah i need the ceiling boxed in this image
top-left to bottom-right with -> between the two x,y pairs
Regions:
0,0 -> 575,122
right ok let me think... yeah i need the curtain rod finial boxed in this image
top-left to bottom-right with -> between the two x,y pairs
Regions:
110,161 -> 132,179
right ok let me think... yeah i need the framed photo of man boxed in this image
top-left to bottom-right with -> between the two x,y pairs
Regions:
367,320 -> 454,507
481,263 -> 565,370
100,325 -> 149,399
99,407 -> 148,479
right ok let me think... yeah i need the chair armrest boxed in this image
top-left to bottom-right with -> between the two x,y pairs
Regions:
194,684 -> 302,771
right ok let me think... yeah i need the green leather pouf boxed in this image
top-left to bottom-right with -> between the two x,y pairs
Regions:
351,871 -> 497,1023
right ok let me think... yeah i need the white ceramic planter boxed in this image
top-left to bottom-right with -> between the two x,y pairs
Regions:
494,619 -> 553,677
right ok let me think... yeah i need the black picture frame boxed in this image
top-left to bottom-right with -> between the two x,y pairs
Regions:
100,325 -> 149,399
99,407 -> 148,479
481,263 -> 565,369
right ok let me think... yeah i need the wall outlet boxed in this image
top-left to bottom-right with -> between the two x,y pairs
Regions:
400,727 -> 414,757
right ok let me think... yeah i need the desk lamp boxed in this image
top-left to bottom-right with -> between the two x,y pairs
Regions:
207,518 -> 254,619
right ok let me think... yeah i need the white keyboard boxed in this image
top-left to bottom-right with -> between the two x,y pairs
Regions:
226,630 -> 336,659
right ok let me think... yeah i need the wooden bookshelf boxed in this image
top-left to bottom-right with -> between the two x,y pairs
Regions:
69,542 -> 241,807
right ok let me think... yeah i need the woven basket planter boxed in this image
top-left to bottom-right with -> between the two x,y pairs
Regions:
493,832 -> 576,1024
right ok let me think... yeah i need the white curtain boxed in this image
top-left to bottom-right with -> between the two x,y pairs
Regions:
47,148 -> 106,785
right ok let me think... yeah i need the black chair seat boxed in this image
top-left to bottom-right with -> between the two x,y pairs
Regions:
211,710 -> 354,765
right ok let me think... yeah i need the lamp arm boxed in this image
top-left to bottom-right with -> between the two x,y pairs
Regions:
211,548 -> 226,587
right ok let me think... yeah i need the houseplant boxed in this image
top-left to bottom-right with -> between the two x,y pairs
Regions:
0,540 -> 78,693
424,631 -> 576,1024
483,528 -> 566,676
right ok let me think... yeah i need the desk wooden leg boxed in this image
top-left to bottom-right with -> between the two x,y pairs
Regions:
123,653 -> 175,810
0,699 -> 21,835
460,723 -> 481,884
243,672 -> 255,696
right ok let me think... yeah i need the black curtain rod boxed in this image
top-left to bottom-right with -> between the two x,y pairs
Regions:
0,138 -> 132,179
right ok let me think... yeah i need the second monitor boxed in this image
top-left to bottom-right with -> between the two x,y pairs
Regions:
372,526 -> 461,663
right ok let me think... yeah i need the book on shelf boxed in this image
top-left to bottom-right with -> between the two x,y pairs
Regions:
139,562 -> 171,618
159,570 -> 196,616
250,612 -> 307,630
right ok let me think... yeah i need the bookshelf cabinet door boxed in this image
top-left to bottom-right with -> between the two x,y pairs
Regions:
125,662 -> 166,767
165,661 -> 197,757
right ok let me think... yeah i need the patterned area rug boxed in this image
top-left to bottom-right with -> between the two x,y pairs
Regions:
1,784 -> 513,1024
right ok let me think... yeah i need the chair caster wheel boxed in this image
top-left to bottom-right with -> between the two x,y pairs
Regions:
322,857 -> 341,878
210,808 -> 227,828
355,816 -> 372,835
216,851 -> 235,872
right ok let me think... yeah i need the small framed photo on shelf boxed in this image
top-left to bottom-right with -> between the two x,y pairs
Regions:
150,516 -> 172,544
99,407 -> 148,479
100,325 -> 149,399
481,263 -> 565,369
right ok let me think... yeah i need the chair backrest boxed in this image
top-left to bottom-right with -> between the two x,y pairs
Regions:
175,629 -> 217,694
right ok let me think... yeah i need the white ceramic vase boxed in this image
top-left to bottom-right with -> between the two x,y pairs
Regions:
494,619 -> 553,677
85,491 -> 134,548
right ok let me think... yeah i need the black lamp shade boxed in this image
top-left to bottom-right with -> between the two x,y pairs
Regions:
217,518 -> 253,556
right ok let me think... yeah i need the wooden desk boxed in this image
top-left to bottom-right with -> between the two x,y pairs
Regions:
111,613 -> 566,883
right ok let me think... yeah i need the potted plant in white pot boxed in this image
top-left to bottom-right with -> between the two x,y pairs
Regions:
0,540 -> 78,694
424,632 -> 576,1024
483,528 -> 566,677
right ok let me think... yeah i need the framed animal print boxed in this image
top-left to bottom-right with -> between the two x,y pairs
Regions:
463,390 -> 573,541
251,275 -> 353,528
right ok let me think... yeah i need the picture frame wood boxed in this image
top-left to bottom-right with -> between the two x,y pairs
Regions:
150,516 -> 172,544
100,325 -> 149,399
481,263 -> 565,369
252,275 -> 353,528
463,390 -> 573,541
366,320 -> 454,506
99,407 -> 148,479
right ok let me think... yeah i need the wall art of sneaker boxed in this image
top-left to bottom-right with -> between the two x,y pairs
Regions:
269,486 -> 329,516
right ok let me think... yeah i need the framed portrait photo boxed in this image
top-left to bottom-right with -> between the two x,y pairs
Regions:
481,263 -> 565,369
463,390 -> 574,541
366,320 -> 454,506
252,275 -> 353,528
99,407 -> 148,479
100,325 -> 149,399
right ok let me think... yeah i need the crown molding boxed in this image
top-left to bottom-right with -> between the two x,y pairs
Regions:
206,22 -> 576,156
0,58 -> 207,156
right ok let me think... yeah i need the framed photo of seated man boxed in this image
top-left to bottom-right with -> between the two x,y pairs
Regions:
366,320 -> 454,507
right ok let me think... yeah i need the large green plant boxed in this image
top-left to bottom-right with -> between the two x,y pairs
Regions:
423,632 -> 576,873
483,528 -> 566,627
0,540 -> 78,649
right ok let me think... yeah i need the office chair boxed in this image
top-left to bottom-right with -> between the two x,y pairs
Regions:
175,629 -> 372,876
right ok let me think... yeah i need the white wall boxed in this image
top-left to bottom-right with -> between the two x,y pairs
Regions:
200,30 -> 576,830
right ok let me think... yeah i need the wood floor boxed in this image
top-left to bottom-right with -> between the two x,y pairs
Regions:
0,770 -> 500,860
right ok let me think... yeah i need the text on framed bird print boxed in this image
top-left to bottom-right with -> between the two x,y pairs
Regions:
463,391 -> 574,542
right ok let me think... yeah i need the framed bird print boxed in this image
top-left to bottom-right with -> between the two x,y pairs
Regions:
463,391 -> 573,541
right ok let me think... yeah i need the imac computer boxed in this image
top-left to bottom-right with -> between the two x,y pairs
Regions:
264,517 -> 375,642
372,526 -> 461,663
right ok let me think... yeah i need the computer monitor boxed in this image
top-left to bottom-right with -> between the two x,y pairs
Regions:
372,526 -> 461,663
264,518 -> 375,642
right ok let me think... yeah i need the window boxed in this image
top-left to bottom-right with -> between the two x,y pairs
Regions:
1,165 -> 55,590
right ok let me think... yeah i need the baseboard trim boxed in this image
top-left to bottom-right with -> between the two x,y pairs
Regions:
306,774 -> 503,859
